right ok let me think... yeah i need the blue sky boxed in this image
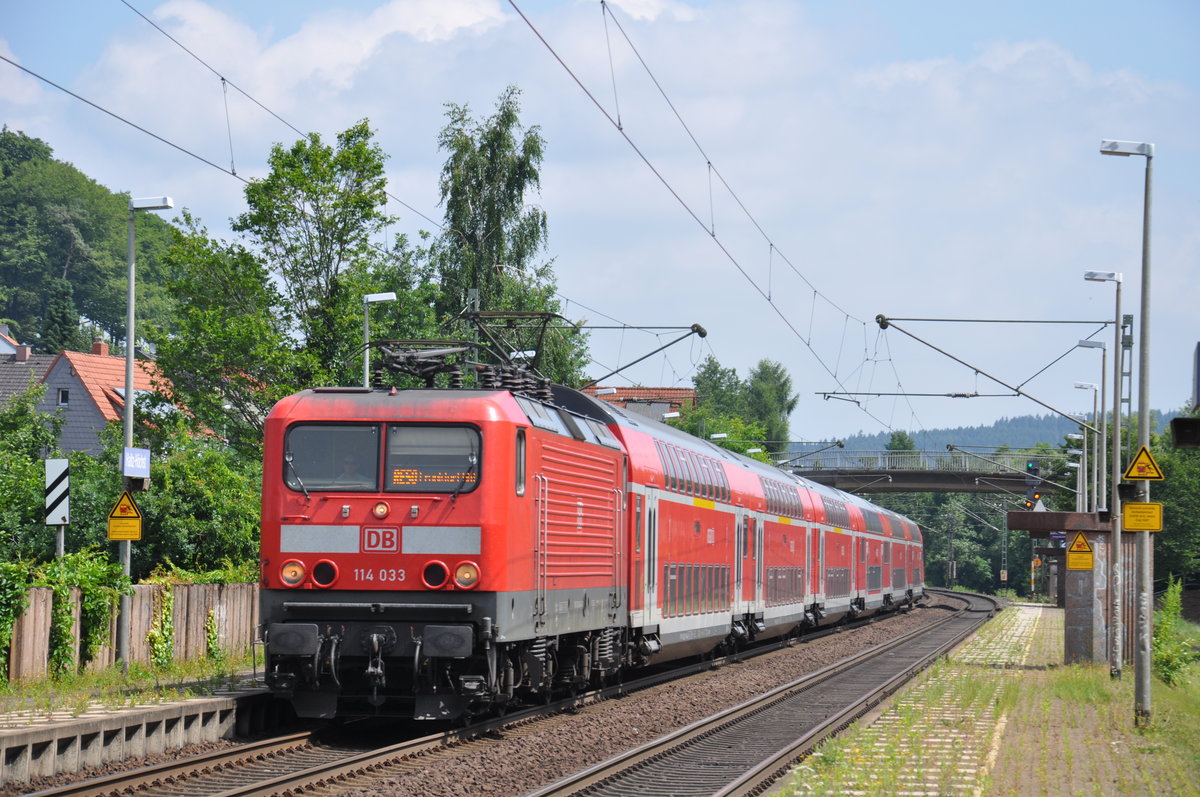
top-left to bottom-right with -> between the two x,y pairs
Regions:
2,0 -> 1197,443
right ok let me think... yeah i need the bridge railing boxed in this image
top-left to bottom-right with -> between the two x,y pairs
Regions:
785,450 -> 1056,474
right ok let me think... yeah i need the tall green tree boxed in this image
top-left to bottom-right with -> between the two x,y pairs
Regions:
38,278 -> 87,354
886,430 -> 917,451
233,120 -> 391,369
153,125 -> 436,456
745,359 -> 799,455
1152,410 -> 1200,579
432,86 -> 586,385
693,355 -> 746,417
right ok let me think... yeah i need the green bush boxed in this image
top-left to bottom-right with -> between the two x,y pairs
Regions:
1152,576 -> 1200,686
0,561 -> 33,677
35,550 -> 132,677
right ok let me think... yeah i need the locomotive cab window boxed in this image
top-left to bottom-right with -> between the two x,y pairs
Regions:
284,423 -> 380,491
386,425 -> 481,493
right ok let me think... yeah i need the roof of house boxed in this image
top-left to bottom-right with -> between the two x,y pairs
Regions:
581,386 -> 696,414
44,349 -> 162,422
0,352 -> 57,403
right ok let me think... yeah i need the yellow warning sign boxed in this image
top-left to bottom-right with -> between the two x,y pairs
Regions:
1123,502 -> 1163,532
107,491 -> 142,541
1123,445 -> 1165,481
1066,531 -> 1094,571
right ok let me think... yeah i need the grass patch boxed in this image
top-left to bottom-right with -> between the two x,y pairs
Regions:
0,648 -> 258,724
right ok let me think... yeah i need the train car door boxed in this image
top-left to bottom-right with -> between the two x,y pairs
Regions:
810,527 -> 822,605
733,511 -> 746,614
754,517 -> 765,607
644,493 -> 660,626
740,517 -> 756,605
629,493 -> 645,625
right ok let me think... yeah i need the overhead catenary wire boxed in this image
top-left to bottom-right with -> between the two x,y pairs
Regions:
512,0 -> 892,430
116,0 -> 699,382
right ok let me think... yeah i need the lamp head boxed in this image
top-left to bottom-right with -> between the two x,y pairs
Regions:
364,291 -> 397,304
1083,270 -> 1122,283
1099,139 -> 1154,158
1076,340 -> 1105,350
130,196 -> 173,211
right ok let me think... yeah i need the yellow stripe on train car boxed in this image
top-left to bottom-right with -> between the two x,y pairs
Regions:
693,498 -> 715,510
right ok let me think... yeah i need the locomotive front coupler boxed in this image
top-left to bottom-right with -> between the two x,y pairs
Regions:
363,625 -> 397,690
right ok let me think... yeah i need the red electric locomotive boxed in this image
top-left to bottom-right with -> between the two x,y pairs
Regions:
260,361 -> 923,720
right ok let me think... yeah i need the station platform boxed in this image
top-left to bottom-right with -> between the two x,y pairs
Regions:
0,682 -> 275,786
783,602 -> 1063,795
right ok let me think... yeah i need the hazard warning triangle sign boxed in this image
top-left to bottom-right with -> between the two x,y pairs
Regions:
1123,445 -> 1165,481
1068,532 -> 1093,553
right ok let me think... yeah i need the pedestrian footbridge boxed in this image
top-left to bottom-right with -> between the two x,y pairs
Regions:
788,449 -> 1055,494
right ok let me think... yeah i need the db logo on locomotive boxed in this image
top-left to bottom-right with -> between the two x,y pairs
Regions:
361,527 -> 398,552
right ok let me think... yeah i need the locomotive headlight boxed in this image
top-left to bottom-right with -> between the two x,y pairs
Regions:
454,561 -> 480,589
372,501 -> 391,519
280,559 -> 306,587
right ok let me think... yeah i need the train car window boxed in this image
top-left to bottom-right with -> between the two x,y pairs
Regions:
715,465 -> 729,502
384,425 -> 480,493
692,454 -> 707,499
859,537 -> 868,563
515,428 -> 526,496
284,423 -> 380,491
675,447 -> 691,495
863,510 -> 883,535
657,441 -> 676,491
635,494 -> 643,553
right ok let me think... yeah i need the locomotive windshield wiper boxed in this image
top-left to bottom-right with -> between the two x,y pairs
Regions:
451,452 -> 478,502
284,451 -> 310,499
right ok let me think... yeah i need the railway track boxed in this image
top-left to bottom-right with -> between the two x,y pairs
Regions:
528,589 -> 997,797
29,598 -> 964,797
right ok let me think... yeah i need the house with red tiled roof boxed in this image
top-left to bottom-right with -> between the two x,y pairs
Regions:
581,385 -> 696,421
38,341 -> 165,454
0,343 -> 57,407
0,324 -> 19,356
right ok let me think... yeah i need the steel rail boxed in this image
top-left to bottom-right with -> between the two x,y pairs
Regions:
29,605 -> 927,797
25,731 -> 318,797
527,590 -> 994,797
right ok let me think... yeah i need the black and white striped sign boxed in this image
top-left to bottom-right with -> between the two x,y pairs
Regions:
45,458 -> 69,525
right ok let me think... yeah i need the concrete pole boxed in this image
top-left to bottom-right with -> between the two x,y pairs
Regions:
1110,279 -> 1123,679
118,208 -> 135,673
1134,151 -> 1153,725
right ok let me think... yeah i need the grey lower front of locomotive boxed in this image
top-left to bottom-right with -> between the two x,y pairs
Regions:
261,586 -> 627,720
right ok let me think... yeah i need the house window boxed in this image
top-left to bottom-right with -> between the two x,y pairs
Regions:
57,389 -> 69,406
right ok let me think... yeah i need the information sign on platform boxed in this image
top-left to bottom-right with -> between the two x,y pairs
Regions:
1122,502 -> 1163,532
1123,445 -> 1165,481
107,491 -> 143,541
1066,532 -> 1094,571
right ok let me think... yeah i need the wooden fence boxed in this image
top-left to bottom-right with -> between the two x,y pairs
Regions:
5,583 -> 259,681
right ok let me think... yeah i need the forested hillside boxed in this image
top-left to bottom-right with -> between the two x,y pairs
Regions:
0,127 -> 175,352
838,412 -> 1174,451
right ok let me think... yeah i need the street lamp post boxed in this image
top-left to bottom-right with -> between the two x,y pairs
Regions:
1074,380 -> 1100,512
1077,341 -> 1108,511
1084,270 -> 1123,679
119,196 -> 173,671
363,292 -> 397,387
1066,437 -> 1086,512
1100,138 -> 1154,725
